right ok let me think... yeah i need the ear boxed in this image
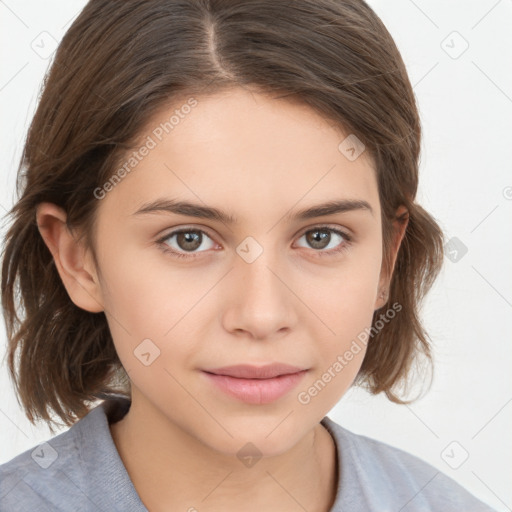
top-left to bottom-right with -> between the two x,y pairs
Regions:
374,205 -> 409,311
36,202 -> 104,313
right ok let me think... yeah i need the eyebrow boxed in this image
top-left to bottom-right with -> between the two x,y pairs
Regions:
131,197 -> 374,224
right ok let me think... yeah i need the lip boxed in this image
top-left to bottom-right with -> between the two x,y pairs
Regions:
203,363 -> 306,379
201,364 -> 308,405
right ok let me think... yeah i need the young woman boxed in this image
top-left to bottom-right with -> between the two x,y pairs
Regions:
0,0 -> 497,510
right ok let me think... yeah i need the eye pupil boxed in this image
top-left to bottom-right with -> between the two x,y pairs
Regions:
177,231 -> 201,251
307,229 -> 330,249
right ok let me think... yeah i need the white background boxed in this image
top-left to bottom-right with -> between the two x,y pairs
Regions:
1,1 -> 511,510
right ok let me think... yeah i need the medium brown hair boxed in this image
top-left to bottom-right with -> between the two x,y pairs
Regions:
1,0 -> 444,433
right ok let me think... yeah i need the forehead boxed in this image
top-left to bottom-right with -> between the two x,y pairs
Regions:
98,87 -> 379,225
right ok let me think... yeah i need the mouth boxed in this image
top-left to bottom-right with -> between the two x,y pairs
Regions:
202,363 -> 307,379
201,364 -> 309,405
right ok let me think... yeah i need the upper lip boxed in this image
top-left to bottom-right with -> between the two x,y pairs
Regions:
203,363 -> 307,379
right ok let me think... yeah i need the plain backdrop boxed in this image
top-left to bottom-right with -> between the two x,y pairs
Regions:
1,1 -> 511,510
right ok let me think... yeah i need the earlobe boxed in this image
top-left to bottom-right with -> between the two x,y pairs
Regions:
35,202 -> 104,313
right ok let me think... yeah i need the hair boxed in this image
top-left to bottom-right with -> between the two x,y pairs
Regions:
1,0 -> 444,433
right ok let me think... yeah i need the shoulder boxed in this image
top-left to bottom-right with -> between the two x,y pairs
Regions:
0,418 -> 84,511
321,416 -> 497,512
0,398 -> 132,511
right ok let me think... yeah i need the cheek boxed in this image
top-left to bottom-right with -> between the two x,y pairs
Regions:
307,248 -> 382,338
310,282 -> 373,386
98,247 -> 215,375
99,241 -> 202,331
297,245 -> 380,400
296,280 -> 374,414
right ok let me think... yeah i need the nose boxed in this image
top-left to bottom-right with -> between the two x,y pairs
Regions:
221,250 -> 298,340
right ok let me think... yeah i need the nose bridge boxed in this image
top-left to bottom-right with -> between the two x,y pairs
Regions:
224,234 -> 296,338
236,234 -> 285,302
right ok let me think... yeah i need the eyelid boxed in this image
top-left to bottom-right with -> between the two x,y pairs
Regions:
295,222 -> 353,239
156,224 -> 219,246
157,222 -> 353,241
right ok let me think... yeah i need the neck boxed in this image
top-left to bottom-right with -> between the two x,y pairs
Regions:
109,398 -> 338,512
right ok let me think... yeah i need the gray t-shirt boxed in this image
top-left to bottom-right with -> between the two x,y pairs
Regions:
0,397 -> 496,511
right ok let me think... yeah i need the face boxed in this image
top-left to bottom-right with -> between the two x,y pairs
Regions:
43,86 -> 402,456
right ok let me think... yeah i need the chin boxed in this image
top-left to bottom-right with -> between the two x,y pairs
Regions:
197,419 -> 306,460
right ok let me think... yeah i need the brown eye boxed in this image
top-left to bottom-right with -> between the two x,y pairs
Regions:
175,230 -> 202,251
296,226 -> 352,256
305,228 -> 332,249
157,228 -> 216,259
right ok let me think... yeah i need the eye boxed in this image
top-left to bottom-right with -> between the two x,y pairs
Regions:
156,225 -> 352,260
295,226 -> 352,257
156,228 -> 217,259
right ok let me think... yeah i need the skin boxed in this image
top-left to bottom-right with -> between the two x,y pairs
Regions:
36,86 -> 407,512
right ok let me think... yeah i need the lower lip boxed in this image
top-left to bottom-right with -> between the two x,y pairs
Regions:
202,370 -> 308,405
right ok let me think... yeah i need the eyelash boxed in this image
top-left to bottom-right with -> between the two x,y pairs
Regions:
156,225 -> 353,260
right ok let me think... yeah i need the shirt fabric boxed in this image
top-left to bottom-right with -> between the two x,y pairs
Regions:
0,396 -> 496,512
